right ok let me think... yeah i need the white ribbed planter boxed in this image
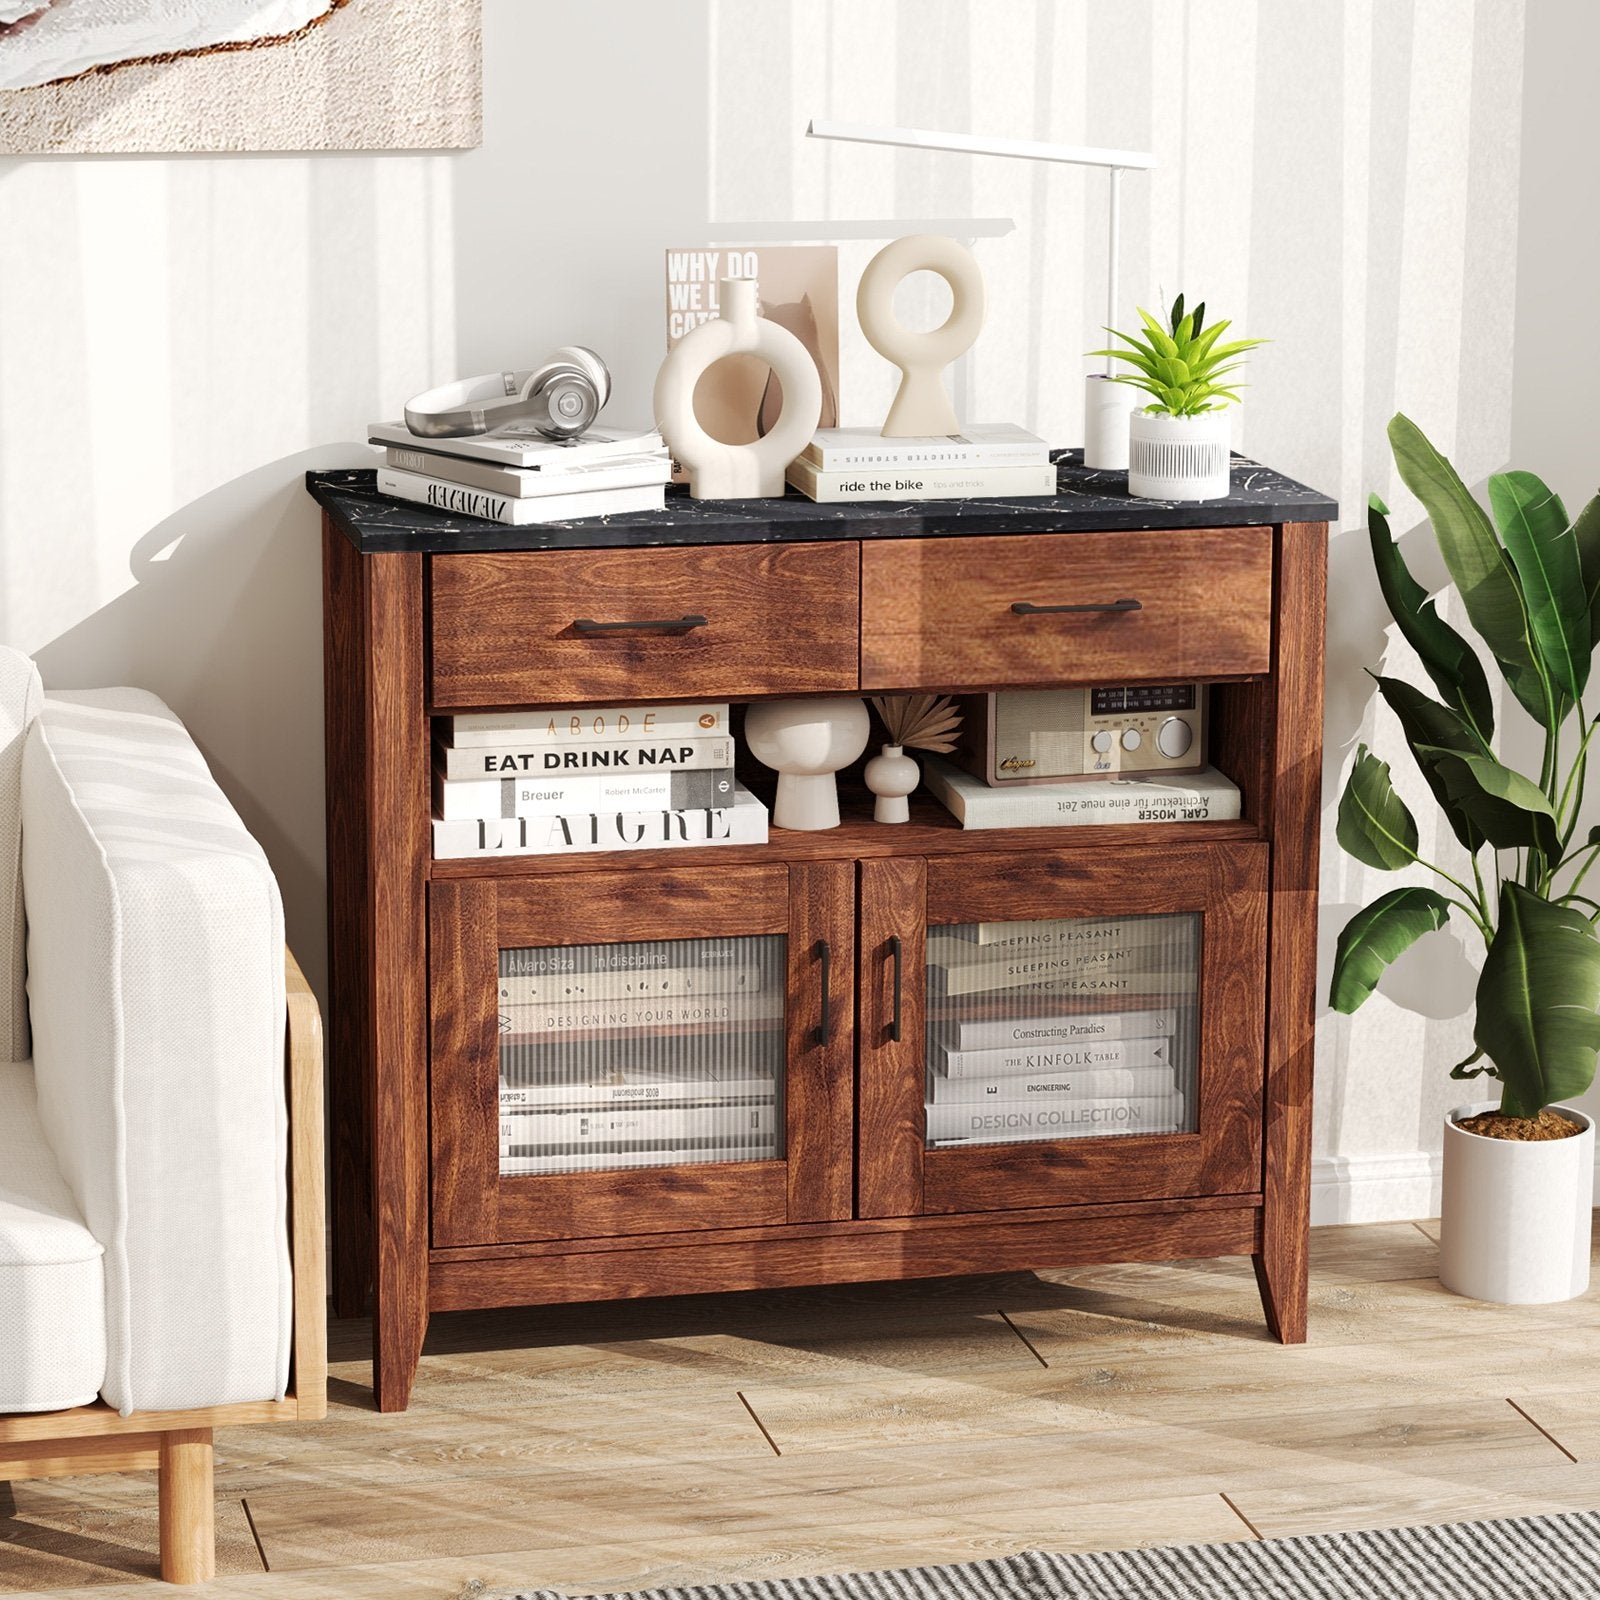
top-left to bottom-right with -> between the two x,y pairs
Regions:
1439,1101 -> 1594,1305
1127,409 -> 1232,501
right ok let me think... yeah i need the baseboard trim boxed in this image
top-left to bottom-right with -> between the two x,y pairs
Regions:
1311,1151 -> 1443,1226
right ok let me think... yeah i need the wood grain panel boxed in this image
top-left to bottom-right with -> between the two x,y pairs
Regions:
429,1205 -> 1261,1310
857,857 -> 928,1219
495,1162 -> 790,1244
342,544 -> 433,1412
1253,521 -> 1328,1345
0,1433 -> 162,1480
784,862 -> 856,1222
321,518 -> 372,1320
860,529 -> 1273,690
284,948 -> 327,1419
430,542 -> 861,706
429,880 -> 501,1248
494,865 -> 789,946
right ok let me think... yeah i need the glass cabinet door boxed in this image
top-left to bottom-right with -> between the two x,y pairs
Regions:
498,934 -> 787,1176
858,843 -> 1268,1218
431,862 -> 853,1247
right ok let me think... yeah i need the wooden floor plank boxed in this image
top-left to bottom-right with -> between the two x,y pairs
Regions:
6,1220 -> 1598,1597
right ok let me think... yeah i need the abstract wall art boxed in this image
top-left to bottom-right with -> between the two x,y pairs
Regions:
0,0 -> 481,154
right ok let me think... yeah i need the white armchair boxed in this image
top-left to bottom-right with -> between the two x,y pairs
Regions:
0,646 -> 324,1583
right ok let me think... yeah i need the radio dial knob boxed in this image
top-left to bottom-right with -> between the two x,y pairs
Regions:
1157,717 -> 1193,759
1091,731 -> 1115,753
1120,728 -> 1142,752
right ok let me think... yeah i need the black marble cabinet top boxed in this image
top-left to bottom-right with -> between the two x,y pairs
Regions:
308,451 -> 1338,555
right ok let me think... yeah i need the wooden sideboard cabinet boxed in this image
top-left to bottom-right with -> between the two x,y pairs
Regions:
310,456 -> 1334,1413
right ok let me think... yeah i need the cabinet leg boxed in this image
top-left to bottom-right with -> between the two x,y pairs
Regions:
374,1297 -> 428,1413
157,1428 -> 214,1584
1252,1248 -> 1307,1344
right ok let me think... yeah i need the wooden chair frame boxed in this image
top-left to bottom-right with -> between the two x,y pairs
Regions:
0,950 -> 327,1584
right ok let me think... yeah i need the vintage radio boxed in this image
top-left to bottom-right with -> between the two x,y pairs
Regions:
953,685 -> 1207,787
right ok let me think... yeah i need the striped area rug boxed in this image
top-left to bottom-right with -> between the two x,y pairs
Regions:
469,1511 -> 1600,1600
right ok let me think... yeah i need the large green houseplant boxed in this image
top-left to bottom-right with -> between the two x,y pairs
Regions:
1331,414 -> 1600,1302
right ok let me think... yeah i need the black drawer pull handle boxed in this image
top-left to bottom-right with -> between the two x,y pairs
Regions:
888,934 -> 903,1043
816,939 -> 831,1047
1011,598 -> 1142,616
572,614 -> 708,634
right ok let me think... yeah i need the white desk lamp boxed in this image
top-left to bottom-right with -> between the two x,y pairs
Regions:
804,119 -> 1157,469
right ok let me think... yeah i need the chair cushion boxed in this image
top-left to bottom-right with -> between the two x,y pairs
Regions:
0,1060 -> 107,1411
0,647 -> 44,1063
20,688 -> 290,1415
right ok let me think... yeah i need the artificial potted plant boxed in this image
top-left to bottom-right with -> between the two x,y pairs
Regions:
1331,413 -> 1600,1304
1089,293 -> 1265,501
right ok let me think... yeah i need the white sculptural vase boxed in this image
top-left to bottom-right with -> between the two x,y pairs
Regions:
743,698 -> 871,831
856,234 -> 986,438
863,744 -> 919,824
653,276 -> 823,499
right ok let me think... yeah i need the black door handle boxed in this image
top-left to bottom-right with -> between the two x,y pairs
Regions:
1011,598 -> 1142,616
572,614 -> 708,633
888,935 -> 903,1043
815,939 -> 831,1047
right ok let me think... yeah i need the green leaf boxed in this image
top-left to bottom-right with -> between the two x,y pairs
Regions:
1473,883 -> 1600,1116
1170,292 -> 1184,333
1329,887 -> 1453,1013
1570,493 -> 1600,651
1414,742 -> 1562,863
1371,675 -> 1488,854
1388,413 -> 1547,724
1191,300 -> 1205,337
1367,498 -> 1495,740
1449,1046 -> 1495,1081
1489,470 -> 1587,703
1336,745 -> 1420,869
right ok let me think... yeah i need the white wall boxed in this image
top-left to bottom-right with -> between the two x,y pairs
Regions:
0,0 -> 1555,1222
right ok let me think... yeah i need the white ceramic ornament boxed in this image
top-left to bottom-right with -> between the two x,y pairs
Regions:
743,698 -> 870,831
653,276 -> 823,498
856,233 -> 986,437
863,744 -> 919,824
1083,373 -> 1138,470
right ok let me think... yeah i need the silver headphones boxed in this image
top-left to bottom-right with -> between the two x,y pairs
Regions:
403,347 -> 612,441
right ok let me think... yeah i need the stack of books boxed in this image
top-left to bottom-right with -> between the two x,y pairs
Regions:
785,424 -> 1055,503
432,700 -> 768,859
923,916 -> 1194,1147
920,756 -> 1242,829
368,421 -> 672,525
498,938 -> 784,1175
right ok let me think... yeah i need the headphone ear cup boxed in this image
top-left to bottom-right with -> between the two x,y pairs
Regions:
519,348 -> 612,440
550,346 -> 611,410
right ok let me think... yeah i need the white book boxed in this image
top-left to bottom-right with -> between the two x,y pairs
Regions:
786,458 -> 1056,503
449,704 -> 727,748
925,1094 -> 1187,1143
801,424 -> 1049,471
500,991 -> 786,1037
938,1036 -> 1171,1081
500,962 -> 761,1007
929,1063 -> 1177,1105
499,1063 -> 778,1110
381,445 -> 671,498
376,467 -> 664,526
921,756 -> 1242,830
435,767 -> 734,820
432,785 -> 768,860
946,917 -> 1172,951
438,734 -> 734,781
368,420 -> 665,469
500,1101 -> 778,1150
500,1141 -> 775,1176
941,1007 -> 1179,1052
927,932 -> 1194,991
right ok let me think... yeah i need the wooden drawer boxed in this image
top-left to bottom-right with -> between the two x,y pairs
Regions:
860,528 -> 1273,690
430,542 -> 861,707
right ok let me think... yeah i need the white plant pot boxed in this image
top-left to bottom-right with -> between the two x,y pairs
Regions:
1126,409 -> 1232,501
1438,1101 -> 1594,1305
